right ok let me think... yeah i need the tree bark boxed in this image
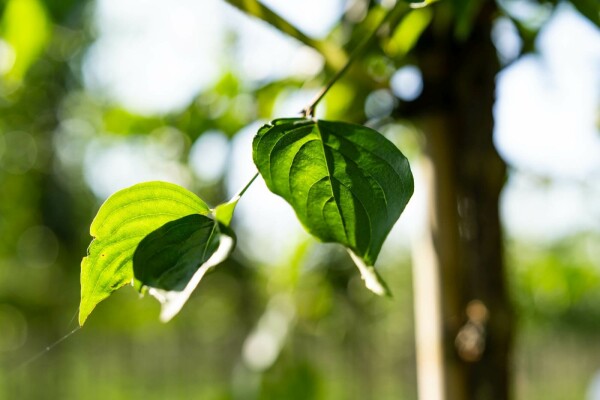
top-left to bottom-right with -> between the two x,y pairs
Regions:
411,2 -> 514,399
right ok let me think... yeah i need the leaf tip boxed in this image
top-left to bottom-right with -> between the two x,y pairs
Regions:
213,196 -> 239,226
78,302 -> 92,327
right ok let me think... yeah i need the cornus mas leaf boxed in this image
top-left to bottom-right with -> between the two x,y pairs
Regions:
253,118 -> 413,295
79,181 -> 234,325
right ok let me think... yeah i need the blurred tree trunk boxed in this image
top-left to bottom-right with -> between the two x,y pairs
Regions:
412,2 -> 514,399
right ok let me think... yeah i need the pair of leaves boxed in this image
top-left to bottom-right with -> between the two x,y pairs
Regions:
79,118 -> 413,325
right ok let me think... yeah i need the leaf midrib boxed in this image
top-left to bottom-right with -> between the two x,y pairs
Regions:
332,133 -> 398,212
327,141 -> 389,222
314,122 -> 350,245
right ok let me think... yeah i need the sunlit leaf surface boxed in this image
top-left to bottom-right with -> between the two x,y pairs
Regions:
79,181 -> 212,325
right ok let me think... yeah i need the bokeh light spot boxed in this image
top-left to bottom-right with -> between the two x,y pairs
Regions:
189,130 -> 229,183
390,65 -> 423,102
492,16 -> 523,64
365,89 -> 396,119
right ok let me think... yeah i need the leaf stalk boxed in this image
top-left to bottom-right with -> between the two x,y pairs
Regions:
301,3 -> 407,118
237,172 -> 259,198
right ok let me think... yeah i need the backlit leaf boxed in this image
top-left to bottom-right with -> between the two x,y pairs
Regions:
253,118 -> 413,294
79,181 -> 211,325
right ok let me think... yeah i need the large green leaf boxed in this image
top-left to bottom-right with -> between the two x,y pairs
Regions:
132,214 -> 235,322
253,118 -> 413,294
79,181 -> 212,325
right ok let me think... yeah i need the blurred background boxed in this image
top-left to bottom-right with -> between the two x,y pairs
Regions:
0,0 -> 598,399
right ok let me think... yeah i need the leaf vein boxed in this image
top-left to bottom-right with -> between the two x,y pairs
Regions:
329,175 -> 373,255
95,196 -> 206,235
102,212 -> 193,237
287,138 -> 321,204
314,124 -> 350,244
86,235 -> 144,306
323,142 -> 389,221
265,125 -> 313,176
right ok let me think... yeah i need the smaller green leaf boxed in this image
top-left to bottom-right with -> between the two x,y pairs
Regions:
134,215 -> 235,322
253,118 -> 413,295
79,181 -> 211,326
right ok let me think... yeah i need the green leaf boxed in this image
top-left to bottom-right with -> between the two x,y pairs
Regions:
79,181 -> 211,326
253,118 -> 413,294
133,215 -> 235,322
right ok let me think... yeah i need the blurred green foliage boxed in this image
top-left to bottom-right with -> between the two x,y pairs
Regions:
508,232 -> 600,400
510,233 -> 600,332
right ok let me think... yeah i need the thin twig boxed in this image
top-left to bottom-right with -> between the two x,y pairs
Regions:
224,3 -> 408,201
237,172 -> 259,198
223,0 -> 348,71
301,4 -> 408,118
